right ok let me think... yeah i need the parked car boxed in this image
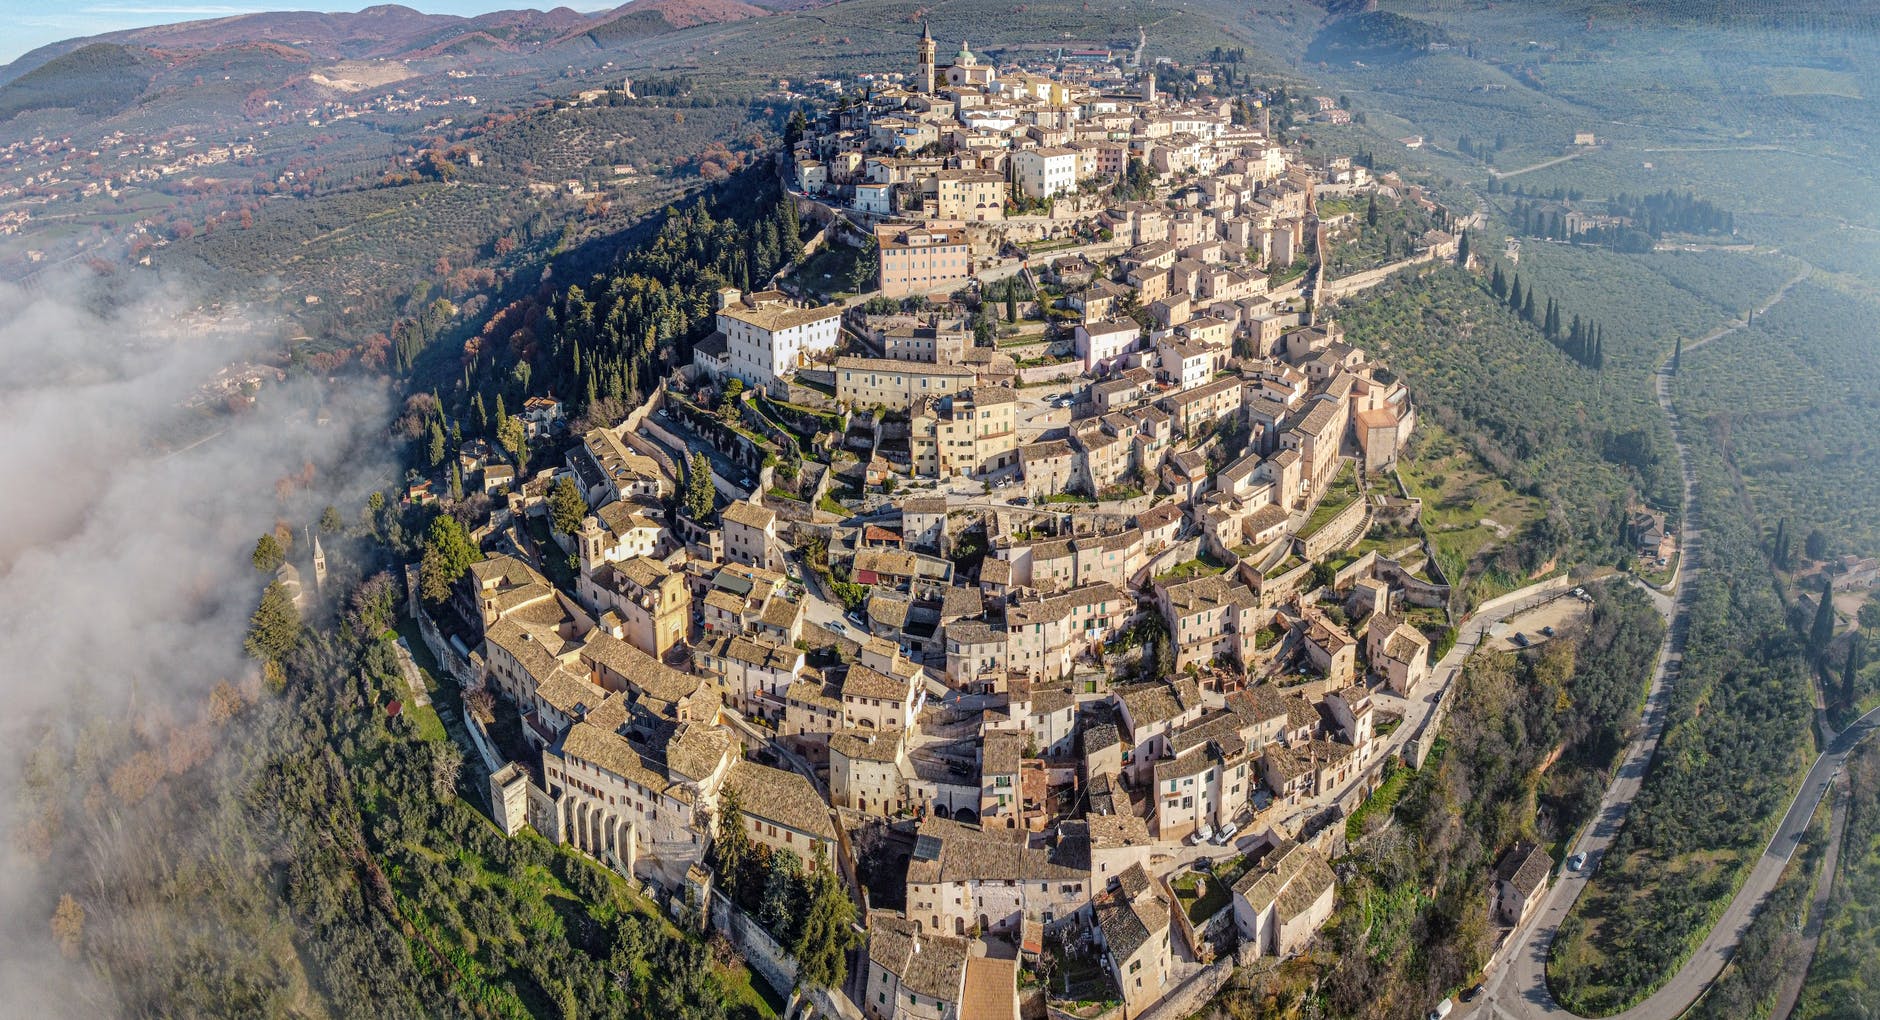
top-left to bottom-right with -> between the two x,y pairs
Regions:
1567,852 -> 1587,871
1461,984 -> 1484,1003
1542,626 -> 1557,637
1012,495 -> 1030,506
848,612 -> 868,629
1211,822 -> 1240,846
1427,999 -> 1454,1020
1512,632 -> 1530,647
828,621 -> 846,633
1190,822 -> 1214,845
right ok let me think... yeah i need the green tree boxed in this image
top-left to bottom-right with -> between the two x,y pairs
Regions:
244,579 -> 301,663
1859,598 -> 1880,635
686,452 -> 716,521
1005,289 -> 1018,323
496,415 -> 528,475
851,241 -> 879,292
318,506 -> 343,534
758,849 -> 806,944
1811,577 -> 1838,664
713,787 -> 753,899
549,477 -> 588,535
1806,528 -> 1830,561
419,513 -> 480,604
1366,193 -> 1378,227
251,533 -> 285,573
720,377 -> 746,418
426,418 -> 446,469
791,844 -> 857,992
1843,633 -> 1863,710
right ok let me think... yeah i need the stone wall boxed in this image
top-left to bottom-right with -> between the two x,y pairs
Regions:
1015,360 -> 1084,386
709,891 -> 798,996
1137,536 -> 1202,587
1134,943 -> 1262,1020
1318,247 -> 1442,302
706,892 -> 867,1020
1297,498 -> 1369,562
464,713 -> 505,774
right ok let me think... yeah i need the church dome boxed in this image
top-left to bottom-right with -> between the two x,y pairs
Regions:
955,41 -> 977,66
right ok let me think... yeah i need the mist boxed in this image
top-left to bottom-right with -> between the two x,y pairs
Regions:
0,271 -> 393,1017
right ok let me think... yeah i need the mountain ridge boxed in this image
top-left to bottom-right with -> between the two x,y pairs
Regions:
0,0 -> 802,86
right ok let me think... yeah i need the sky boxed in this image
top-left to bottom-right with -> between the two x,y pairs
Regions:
0,0 -> 616,65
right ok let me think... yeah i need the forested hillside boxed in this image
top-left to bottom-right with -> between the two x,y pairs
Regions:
0,43 -> 157,121
28,501 -> 778,1019
1336,265 -> 1672,596
1548,352 -> 1815,1014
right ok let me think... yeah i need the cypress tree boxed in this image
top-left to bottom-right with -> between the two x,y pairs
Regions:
1509,274 -> 1523,311
1523,289 -> 1538,325
1812,577 -> 1838,664
1491,263 -> 1507,299
1844,634 -> 1863,710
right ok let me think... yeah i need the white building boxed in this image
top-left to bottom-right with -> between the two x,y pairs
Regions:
1075,319 -> 1141,375
712,288 -> 842,394
1011,147 -> 1079,200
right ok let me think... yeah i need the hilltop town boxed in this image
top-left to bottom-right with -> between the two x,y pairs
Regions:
405,30 -> 1483,1020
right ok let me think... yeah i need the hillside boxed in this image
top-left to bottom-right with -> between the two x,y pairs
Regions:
0,43 -> 160,122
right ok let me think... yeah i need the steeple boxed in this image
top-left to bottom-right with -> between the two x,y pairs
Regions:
917,21 -> 937,94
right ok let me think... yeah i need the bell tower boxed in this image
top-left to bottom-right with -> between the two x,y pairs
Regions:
918,21 -> 936,94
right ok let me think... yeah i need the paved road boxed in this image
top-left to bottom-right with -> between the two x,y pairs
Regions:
1476,269 -> 1836,1020
1768,766 -> 1852,1020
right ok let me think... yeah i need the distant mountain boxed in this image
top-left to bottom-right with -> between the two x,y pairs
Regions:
0,1 -> 780,86
573,0 -> 772,47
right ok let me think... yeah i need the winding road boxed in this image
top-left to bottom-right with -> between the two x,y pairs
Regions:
1474,268 -> 1867,1020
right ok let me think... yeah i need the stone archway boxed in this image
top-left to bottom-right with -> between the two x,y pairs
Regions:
954,806 -> 979,825
934,803 -> 952,819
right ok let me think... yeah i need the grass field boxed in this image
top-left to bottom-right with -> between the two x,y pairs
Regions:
1397,424 -> 1544,604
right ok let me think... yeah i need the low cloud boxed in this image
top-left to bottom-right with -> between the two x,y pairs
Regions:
0,271 -> 392,1015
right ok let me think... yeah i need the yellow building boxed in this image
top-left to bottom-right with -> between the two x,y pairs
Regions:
878,226 -> 975,298
836,355 -> 976,411
910,386 -> 1018,477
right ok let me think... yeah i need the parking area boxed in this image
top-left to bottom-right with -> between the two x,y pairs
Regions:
1485,593 -> 1592,652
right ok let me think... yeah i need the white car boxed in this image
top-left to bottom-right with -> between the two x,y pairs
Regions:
1567,852 -> 1587,871
1190,822 -> 1214,845
1210,822 -> 1240,846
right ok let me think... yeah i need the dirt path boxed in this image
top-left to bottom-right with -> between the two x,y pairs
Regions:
1489,150 -> 1588,179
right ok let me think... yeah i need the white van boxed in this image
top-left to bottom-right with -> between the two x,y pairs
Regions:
1190,822 -> 1214,845
1427,999 -> 1454,1020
